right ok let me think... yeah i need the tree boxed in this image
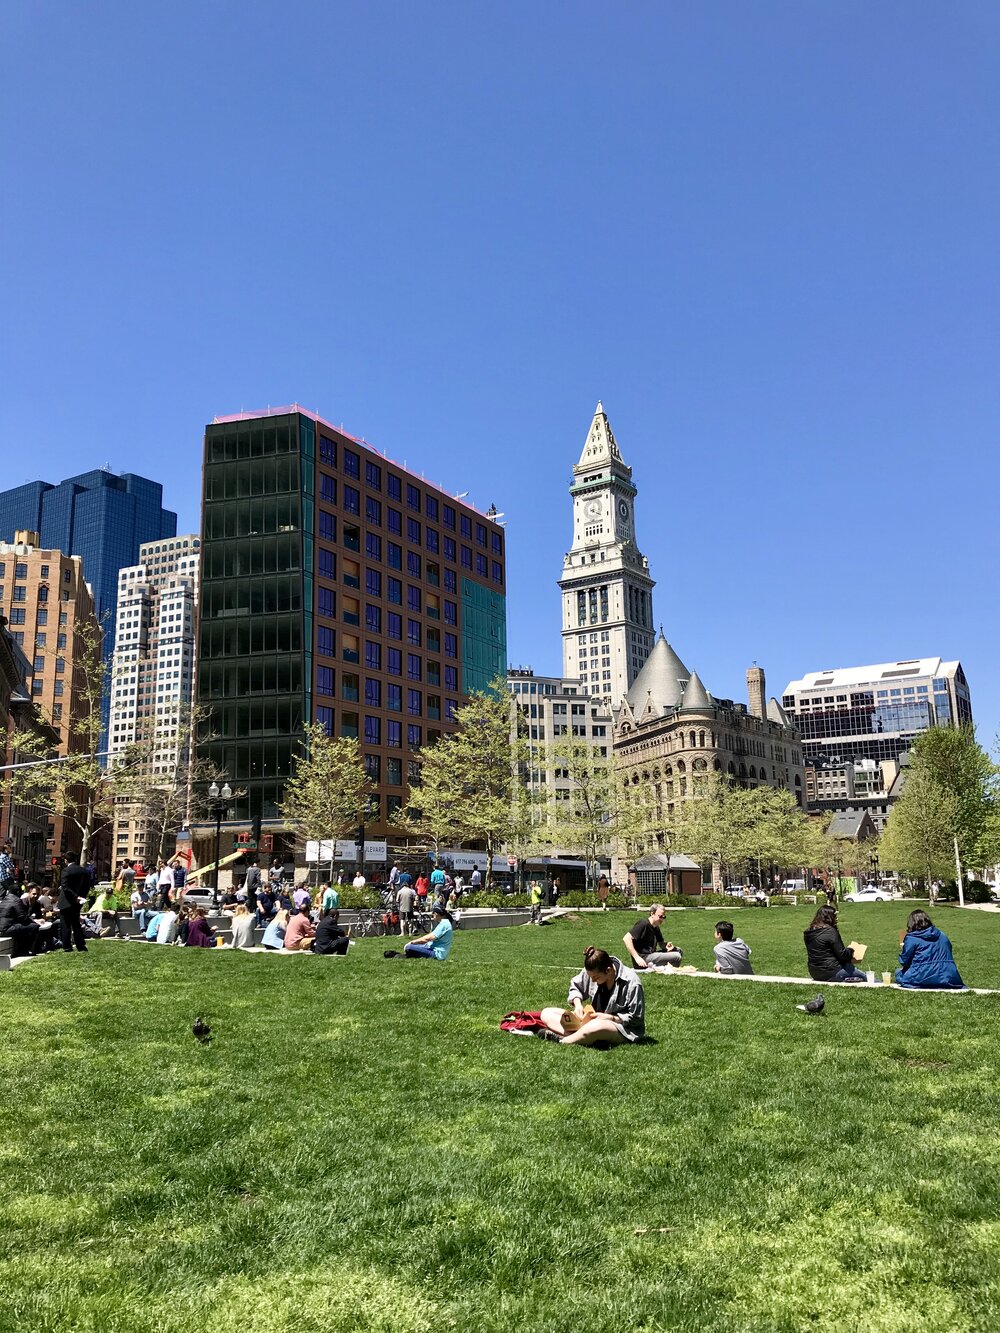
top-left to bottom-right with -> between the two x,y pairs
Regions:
880,766 -> 959,887
279,724 -> 373,859
399,737 -> 467,859
111,701 -> 228,862
411,678 -> 528,892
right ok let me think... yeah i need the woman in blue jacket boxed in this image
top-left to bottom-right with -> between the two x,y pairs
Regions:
896,910 -> 965,989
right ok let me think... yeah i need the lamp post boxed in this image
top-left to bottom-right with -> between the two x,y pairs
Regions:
870,849 -> 879,890
208,778 -> 232,907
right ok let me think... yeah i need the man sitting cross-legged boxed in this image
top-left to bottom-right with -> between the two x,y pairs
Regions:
622,903 -> 683,970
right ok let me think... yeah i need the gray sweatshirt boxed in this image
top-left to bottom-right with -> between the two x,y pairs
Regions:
713,938 -> 754,974
567,956 -> 645,1041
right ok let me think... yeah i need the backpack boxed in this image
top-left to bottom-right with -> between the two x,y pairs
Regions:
499,1011 -> 547,1035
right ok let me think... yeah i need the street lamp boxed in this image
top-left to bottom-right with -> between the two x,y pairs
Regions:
208,778 -> 232,907
870,849 -> 879,890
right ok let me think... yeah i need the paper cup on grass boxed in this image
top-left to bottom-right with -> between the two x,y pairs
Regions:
865,970 -> 875,983
881,971 -> 892,985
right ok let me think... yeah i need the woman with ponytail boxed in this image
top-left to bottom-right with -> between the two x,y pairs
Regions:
539,945 -> 645,1046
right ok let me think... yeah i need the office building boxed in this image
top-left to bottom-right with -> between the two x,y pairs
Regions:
0,532 -> 100,863
507,666 -> 613,802
0,468 -> 177,738
108,536 -> 200,866
559,403 -> 655,707
196,406 -> 507,850
781,657 -> 972,828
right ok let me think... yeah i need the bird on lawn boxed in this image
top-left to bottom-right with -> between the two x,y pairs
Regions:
192,1016 -> 212,1044
795,995 -> 825,1015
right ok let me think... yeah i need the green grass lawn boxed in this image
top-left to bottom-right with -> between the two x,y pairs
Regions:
2,906 -> 1000,1333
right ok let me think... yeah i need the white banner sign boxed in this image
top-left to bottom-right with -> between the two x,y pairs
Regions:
306,838 -> 387,864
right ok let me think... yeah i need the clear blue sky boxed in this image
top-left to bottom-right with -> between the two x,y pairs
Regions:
3,3 -> 998,736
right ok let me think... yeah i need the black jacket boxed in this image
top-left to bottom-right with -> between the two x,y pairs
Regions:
314,917 -> 348,954
804,925 -> 855,981
59,864 -> 90,910
0,889 -> 32,935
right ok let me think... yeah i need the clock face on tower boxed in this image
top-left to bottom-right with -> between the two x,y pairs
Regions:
618,500 -> 629,518
583,498 -> 603,519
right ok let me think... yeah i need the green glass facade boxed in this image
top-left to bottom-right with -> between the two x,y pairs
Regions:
197,408 -> 508,836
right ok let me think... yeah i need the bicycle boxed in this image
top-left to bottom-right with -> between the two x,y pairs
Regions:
351,908 -> 386,937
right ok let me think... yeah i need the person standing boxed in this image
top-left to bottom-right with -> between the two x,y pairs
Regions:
469,867 -> 482,893
415,872 -> 430,911
529,880 -> 544,925
429,863 -> 447,907
156,860 -> 174,909
0,842 -> 16,894
321,881 -> 340,913
597,875 -> 610,911
396,878 -> 416,934
269,858 -> 284,891
58,855 -> 90,953
243,857 -> 262,911
388,862 -> 400,891
352,869 -> 367,891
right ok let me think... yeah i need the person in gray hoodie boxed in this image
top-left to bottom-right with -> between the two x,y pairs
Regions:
712,920 -> 754,975
540,947 -> 645,1046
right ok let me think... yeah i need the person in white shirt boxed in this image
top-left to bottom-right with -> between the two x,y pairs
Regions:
157,861 -> 175,908
155,908 -> 179,944
352,872 -> 366,890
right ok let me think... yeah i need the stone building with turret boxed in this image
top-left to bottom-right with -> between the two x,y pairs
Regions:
612,635 -> 805,877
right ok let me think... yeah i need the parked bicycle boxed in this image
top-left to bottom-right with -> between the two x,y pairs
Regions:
351,908 -> 386,938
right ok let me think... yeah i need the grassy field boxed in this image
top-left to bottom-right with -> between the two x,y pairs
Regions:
2,904 -> 999,1333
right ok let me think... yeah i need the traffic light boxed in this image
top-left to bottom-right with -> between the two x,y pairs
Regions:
251,813 -> 262,845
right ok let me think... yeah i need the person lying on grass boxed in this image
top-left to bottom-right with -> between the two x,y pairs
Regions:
713,920 -> 753,975
896,910 -> 965,990
622,903 -> 683,969
403,904 -> 454,960
803,905 -> 866,983
540,946 -> 645,1047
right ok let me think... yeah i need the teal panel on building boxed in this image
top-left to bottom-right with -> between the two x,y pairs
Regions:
461,577 -> 507,695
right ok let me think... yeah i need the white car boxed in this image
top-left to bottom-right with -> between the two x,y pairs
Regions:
843,884 -> 893,904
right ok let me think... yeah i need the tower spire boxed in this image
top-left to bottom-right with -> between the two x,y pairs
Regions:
577,401 -> 623,469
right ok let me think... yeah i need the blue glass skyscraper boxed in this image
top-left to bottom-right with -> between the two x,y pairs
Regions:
0,469 -> 177,737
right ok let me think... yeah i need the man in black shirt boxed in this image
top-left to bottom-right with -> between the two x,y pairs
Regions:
314,909 -> 350,956
623,904 -> 683,969
58,856 -> 90,953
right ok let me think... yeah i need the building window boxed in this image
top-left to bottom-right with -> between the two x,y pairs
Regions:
365,677 -> 382,707
365,461 -> 382,490
407,618 -> 422,646
366,569 -> 382,598
445,665 -> 458,690
13,586 -> 26,602
407,654 -> 422,681
316,705 -> 334,735
444,537 -> 457,563
387,720 -> 402,748
443,601 -> 457,625
387,474 -> 401,500
320,474 -> 337,504
460,546 -> 472,569
476,553 -> 487,576
365,532 -> 381,563
407,517 -> 421,545
444,633 -> 457,658
388,542 -> 402,570
319,510 -> 336,541
365,604 -> 382,633
492,532 -> 503,555
407,551 -> 421,578
388,577 -> 402,605
407,586 -> 422,613
317,667 -> 335,696
317,626 -> 335,656
14,563 -> 27,579
341,673 -> 359,701
387,507 -> 402,535
388,648 -> 402,676
492,561 -> 503,584
407,724 -> 422,747
344,449 -> 360,479
387,756 -> 402,784
444,568 -> 456,593
406,484 -> 421,512
407,688 -> 422,716
425,527 -> 439,554
365,640 -> 382,670
318,548 -> 336,579
365,753 -> 381,782
387,683 -> 402,711
366,496 -> 382,526
344,485 -> 360,515
318,588 -> 335,617
388,612 -> 402,640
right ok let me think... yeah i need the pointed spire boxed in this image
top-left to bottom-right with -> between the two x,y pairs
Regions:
767,696 -> 791,727
625,632 -> 690,713
680,670 -> 712,711
577,401 -> 624,469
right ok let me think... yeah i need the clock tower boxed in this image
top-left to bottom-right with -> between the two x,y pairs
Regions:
559,403 -> 655,706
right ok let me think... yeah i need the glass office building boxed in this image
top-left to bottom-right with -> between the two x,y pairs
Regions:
197,407 -> 507,834
781,657 -> 973,768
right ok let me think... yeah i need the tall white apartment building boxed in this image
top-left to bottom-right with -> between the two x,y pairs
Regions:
108,535 -> 200,866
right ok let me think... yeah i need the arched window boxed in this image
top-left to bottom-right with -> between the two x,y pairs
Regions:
728,762 -> 736,775
748,765 -> 757,780
676,759 -> 686,774
693,757 -> 707,772
689,730 -> 696,748
652,767 -> 660,781
713,758 -> 722,771
699,730 -> 705,748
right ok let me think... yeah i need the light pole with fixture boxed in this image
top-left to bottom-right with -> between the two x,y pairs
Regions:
208,779 -> 232,907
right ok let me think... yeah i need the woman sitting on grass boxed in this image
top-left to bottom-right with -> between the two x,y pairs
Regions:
261,908 -> 289,952
896,910 -> 965,989
185,908 -> 217,948
803,906 -> 866,983
540,946 -> 645,1046
229,903 -> 255,950
402,904 -> 454,959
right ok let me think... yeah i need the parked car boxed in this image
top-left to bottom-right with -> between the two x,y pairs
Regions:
843,884 -> 893,904
179,885 -> 216,910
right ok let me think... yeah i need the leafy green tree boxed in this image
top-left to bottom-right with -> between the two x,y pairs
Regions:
399,737 -> 467,859
279,724 -> 373,858
411,678 -> 528,891
880,766 -> 960,887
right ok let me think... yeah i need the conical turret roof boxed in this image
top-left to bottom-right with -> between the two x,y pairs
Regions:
767,696 -> 791,726
680,670 -> 713,711
625,632 -> 690,713
577,401 -> 625,470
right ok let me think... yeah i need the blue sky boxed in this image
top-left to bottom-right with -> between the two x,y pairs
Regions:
3,3 -> 998,737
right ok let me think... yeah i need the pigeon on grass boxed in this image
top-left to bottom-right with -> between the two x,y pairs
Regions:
795,995 -> 825,1015
192,1016 -> 212,1044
